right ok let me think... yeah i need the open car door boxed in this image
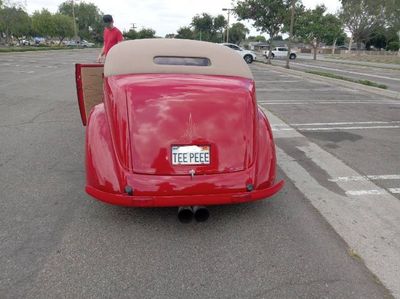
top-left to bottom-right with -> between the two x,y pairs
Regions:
75,64 -> 104,125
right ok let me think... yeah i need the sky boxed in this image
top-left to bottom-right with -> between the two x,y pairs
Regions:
24,0 -> 342,37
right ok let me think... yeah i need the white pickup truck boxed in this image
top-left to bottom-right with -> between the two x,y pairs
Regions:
264,47 -> 297,60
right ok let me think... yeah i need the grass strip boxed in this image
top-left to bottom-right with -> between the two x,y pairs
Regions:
325,54 -> 400,65
0,46 -> 98,53
305,70 -> 388,89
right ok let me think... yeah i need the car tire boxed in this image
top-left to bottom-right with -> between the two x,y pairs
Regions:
271,53 -> 275,59
244,55 -> 253,64
289,53 -> 296,60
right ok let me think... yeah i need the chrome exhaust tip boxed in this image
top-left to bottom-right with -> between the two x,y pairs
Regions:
177,206 -> 194,223
193,206 -> 209,222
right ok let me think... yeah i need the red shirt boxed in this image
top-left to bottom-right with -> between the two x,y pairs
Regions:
103,27 -> 123,55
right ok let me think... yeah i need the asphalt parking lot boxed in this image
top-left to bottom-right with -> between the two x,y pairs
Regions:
264,54 -> 400,92
0,49 -> 397,298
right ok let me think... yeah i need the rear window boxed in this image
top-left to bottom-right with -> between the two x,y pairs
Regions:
153,56 -> 211,66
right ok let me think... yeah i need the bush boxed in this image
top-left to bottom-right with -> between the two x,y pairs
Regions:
386,41 -> 400,51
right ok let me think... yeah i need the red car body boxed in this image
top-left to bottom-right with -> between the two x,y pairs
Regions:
76,39 -> 283,207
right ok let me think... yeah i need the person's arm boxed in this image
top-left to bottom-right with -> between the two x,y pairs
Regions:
97,45 -> 105,63
117,29 -> 123,43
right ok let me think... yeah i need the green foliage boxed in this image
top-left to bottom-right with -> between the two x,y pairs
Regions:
339,0 -> 384,48
123,27 -> 156,40
292,5 -> 344,59
174,13 -> 227,42
387,41 -> 400,51
58,1 -> 103,42
32,9 -> 55,37
191,13 -> 226,42
52,13 -> 74,44
175,26 -> 194,39
323,14 -> 345,46
247,35 -> 267,42
234,0 -> 290,39
137,28 -> 156,39
0,5 -> 32,42
123,28 -> 137,40
228,22 -> 249,44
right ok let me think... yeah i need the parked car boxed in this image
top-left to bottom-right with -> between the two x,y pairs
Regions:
81,39 -> 95,48
221,43 -> 257,64
264,47 -> 297,59
20,39 -> 34,46
64,39 -> 95,47
75,39 -> 284,222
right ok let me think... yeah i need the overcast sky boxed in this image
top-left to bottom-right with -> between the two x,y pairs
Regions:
25,0 -> 342,37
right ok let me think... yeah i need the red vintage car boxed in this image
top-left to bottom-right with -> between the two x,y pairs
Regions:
75,39 -> 284,222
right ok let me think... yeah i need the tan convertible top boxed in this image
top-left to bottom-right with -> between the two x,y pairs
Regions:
104,39 -> 253,79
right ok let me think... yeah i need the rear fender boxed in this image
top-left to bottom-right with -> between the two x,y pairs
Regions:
254,107 -> 277,189
86,104 -> 125,193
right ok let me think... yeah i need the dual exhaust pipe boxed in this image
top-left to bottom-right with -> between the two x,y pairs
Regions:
177,206 -> 209,223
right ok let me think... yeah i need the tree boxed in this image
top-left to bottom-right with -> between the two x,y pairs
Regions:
123,27 -> 156,40
339,0 -> 383,50
322,14 -> 345,53
247,35 -> 267,42
384,0 -> 400,54
190,13 -> 227,42
213,14 -> 227,42
58,1 -> 103,42
0,4 -> 32,43
32,9 -> 54,38
123,27 -> 137,40
52,13 -> 74,44
176,26 -> 194,39
228,22 -> 249,44
191,13 -> 214,41
293,5 -> 343,60
136,28 -> 156,39
235,0 -> 290,64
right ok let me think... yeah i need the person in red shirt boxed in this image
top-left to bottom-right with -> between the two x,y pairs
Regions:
97,14 -> 123,62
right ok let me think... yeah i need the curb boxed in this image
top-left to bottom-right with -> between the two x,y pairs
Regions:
254,61 -> 400,101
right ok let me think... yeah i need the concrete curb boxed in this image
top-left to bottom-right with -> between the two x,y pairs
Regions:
254,62 -> 400,101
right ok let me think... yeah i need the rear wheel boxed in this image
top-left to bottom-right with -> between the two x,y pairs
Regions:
289,53 -> 296,60
270,53 -> 275,59
244,55 -> 253,64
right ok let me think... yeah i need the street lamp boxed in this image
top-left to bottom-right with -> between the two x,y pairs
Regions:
71,0 -> 78,40
222,8 -> 234,43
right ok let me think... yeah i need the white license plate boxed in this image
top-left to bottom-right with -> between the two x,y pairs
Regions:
171,145 -> 210,165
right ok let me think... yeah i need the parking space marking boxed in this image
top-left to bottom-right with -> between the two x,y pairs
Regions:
255,80 -> 301,84
345,189 -> 386,196
263,108 -> 400,297
294,62 -> 400,82
329,175 -> 400,182
262,101 -> 400,105
272,125 -> 400,132
274,120 -> 400,126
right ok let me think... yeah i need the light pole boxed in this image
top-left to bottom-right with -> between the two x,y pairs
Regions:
285,0 -> 295,69
222,8 -> 234,43
71,0 -> 78,40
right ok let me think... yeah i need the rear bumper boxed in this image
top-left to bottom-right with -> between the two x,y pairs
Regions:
86,180 -> 284,207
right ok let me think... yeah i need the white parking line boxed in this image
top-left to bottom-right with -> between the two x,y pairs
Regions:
263,101 -> 400,105
329,175 -> 400,182
346,190 -> 386,196
389,188 -> 400,194
272,125 -> 400,132
273,121 -> 400,127
264,109 -> 400,297
295,62 -> 400,82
